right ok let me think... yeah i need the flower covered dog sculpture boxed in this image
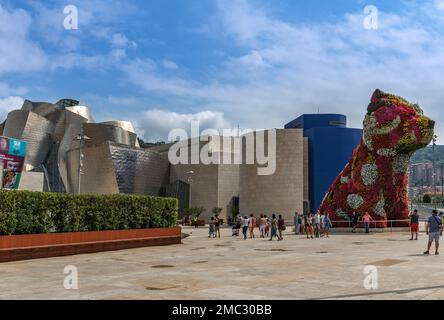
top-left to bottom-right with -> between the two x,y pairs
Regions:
319,89 -> 435,227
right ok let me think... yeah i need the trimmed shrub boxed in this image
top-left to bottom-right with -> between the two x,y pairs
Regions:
0,190 -> 178,235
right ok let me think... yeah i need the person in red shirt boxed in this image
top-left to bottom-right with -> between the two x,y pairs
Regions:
362,212 -> 373,234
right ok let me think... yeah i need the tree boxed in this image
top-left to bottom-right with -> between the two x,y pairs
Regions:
212,207 -> 223,217
423,194 -> 432,204
186,207 -> 205,218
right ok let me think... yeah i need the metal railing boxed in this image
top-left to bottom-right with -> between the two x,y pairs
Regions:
330,219 -> 429,233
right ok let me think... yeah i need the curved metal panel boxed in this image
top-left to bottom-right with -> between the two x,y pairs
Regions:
100,121 -> 136,133
83,123 -> 137,147
109,143 -> 170,195
66,106 -> 94,123
65,142 -> 119,194
21,100 -> 61,118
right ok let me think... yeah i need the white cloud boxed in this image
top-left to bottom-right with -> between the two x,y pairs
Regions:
136,109 -> 232,142
122,0 -> 444,143
0,5 -> 47,73
111,33 -> 137,49
0,96 -> 24,122
162,59 -> 179,70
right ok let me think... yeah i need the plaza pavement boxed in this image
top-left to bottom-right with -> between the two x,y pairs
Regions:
0,227 -> 443,300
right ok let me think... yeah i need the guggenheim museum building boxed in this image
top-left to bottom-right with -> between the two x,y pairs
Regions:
0,98 -> 362,222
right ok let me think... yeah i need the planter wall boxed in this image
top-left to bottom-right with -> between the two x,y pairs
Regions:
0,227 -> 181,263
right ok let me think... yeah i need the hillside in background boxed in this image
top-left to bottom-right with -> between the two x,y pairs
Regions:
411,145 -> 444,164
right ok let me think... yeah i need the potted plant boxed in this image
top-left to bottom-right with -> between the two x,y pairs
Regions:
186,207 -> 206,227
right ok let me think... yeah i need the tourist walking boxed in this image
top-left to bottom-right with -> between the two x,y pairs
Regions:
215,215 -> 221,238
294,212 -> 300,235
242,216 -> 249,240
314,211 -> 321,238
209,217 -> 216,238
305,213 -> 314,239
278,215 -> 285,241
259,214 -> 267,238
265,215 -> 270,237
324,213 -> 332,237
269,214 -> 279,241
409,209 -> 420,240
362,212 -> 373,234
351,211 -> 359,233
320,212 -> 326,237
193,215 -> 198,228
424,210 -> 443,255
249,214 -> 256,239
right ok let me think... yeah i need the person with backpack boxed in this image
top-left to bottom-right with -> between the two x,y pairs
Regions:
424,210 -> 443,255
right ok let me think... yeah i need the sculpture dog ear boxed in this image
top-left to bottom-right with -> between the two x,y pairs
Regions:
367,89 -> 390,114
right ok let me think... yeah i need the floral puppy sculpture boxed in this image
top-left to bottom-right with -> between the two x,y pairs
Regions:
319,89 -> 435,227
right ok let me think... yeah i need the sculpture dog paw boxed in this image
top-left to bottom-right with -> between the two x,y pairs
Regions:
319,89 -> 435,225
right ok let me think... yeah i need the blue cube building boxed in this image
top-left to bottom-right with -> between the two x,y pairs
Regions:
285,114 -> 362,212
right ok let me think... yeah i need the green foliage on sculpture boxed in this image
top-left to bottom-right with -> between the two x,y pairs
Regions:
319,89 -> 435,226
0,190 -> 178,235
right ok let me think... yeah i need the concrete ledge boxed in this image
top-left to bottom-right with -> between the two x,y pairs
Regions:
331,227 -> 411,233
0,227 -> 181,263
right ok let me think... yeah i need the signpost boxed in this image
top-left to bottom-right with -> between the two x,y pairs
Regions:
0,136 -> 28,189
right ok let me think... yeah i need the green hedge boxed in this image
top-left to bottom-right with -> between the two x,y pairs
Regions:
0,190 -> 178,236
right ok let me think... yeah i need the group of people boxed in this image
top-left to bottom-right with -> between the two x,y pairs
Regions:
293,211 -> 333,239
208,216 -> 222,238
232,214 -> 286,241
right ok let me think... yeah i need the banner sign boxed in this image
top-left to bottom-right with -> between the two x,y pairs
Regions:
0,136 -> 27,189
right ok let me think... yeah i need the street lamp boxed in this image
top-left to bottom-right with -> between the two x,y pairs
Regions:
73,126 -> 90,194
187,171 -> 194,208
432,135 -> 438,209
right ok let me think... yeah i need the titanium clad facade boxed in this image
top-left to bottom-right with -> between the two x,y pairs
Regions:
109,143 -> 170,195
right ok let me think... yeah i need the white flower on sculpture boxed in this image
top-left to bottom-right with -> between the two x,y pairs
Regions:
377,148 -> 397,157
393,154 -> 410,173
347,194 -> 364,210
361,164 -> 378,186
363,113 -> 377,151
373,197 -> 386,217
335,208 -> 348,219
340,176 -> 350,184
375,116 -> 401,135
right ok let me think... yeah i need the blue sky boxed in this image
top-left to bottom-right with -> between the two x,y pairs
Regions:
1,0 -> 444,142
